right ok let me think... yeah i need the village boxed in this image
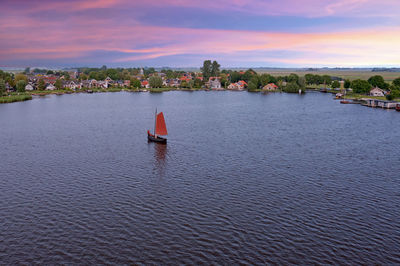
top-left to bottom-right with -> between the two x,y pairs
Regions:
1,62 -> 400,111
1,68 -> 267,92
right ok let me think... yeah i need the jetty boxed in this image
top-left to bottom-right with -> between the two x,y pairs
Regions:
361,98 -> 399,109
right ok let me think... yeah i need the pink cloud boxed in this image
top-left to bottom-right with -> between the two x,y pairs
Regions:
1,0 -> 399,66
139,0 -> 400,17
5,0 -> 399,17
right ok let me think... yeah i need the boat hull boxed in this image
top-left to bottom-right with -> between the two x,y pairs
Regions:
148,133 -> 167,144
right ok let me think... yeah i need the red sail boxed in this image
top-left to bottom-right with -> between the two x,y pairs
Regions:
155,112 -> 168,135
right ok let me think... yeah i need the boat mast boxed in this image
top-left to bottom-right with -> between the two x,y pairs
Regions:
154,108 -> 157,136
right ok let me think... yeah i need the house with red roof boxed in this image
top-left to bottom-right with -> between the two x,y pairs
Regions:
262,83 -> 279,91
141,80 -> 150,88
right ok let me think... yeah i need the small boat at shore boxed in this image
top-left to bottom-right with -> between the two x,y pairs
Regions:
335,93 -> 343,99
340,100 -> 351,104
148,109 -> 168,144
396,104 -> 400,112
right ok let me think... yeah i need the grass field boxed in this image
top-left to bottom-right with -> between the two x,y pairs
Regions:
0,94 -> 32,104
254,69 -> 400,82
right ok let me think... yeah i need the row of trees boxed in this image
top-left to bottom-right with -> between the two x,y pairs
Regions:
350,75 -> 400,94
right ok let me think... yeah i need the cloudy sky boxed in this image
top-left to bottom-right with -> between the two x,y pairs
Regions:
1,0 -> 400,68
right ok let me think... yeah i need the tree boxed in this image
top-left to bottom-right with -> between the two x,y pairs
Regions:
180,81 -> 189,88
283,82 -> 300,93
321,75 -> 332,84
144,68 -> 156,76
389,88 -> 400,99
260,74 -> 276,86
0,79 -> 5,95
130,78 -> 141,89
219,73 -> 228,87
16,80 -> 26,92
368,75 -> 388,90
392,77 -> 400,88
344,79 -> 351,89
46,70 -> 54,75
193,78 -> 202,88
89,71 -> 97,80
351,79 -> 371,94
305,74 -> 316,85
386,94 -> 394,100
287,73 -> 299,83
6,77 -> 15,88
106,69 -> 120,80
230,71 -> 242,83
201,60 -> 212,81
122,69 -> 130,80
54,79 -> 63,90
64,72 -> 70,81
211,61 -> 220,77
97,72 -> 106,81
248,76 -> 260,91
15,73 -> 28,84
149,76 -> 163,88
79,73 -> 88,81
38,79 -> 46,90
332,80 -> 340,89
298,77 -> 306,89
24,67 -> 30,74
243,69 -> 257,82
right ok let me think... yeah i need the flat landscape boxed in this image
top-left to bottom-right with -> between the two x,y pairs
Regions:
255,69 -> 400,82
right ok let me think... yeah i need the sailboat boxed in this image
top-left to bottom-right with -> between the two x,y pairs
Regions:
147,109 -> 168,144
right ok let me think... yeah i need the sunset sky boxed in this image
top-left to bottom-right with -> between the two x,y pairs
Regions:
1,0 -> 400,68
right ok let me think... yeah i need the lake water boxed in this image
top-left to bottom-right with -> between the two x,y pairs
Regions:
0,91 -> 399,264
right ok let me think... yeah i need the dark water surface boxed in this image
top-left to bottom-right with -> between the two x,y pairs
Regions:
0,91 -> 399,264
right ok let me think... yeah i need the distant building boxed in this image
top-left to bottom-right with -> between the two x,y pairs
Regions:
141,80 -> 150,88
5,82 -> 13,91
25,84 -> 34,91
370,87 -> 385,97
46,84 -> 56,90
64,81 -> 81,90
237,80 -> 247,89
262,83 -> 278,91
209,78 -> 221,90
123,80 -> 130,87
227,83 -> 242,90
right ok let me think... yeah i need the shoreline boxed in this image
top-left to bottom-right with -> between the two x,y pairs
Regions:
2,88 -> 400,105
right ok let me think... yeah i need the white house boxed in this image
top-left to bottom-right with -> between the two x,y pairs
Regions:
25,84 -> 34,91
46,84 -> 56,90
370,87 -> 385,97
65,81 -> 80,90
209,78 -> 221,90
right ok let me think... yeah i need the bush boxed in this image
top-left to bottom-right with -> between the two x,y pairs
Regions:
283,82 -> 300,93
351,79 -> 371,94
149,76 -> 163,88
332,80 -> 340,89
16,80 -> 26,92
386,94 -> 394,100
389,89 -> 400,99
